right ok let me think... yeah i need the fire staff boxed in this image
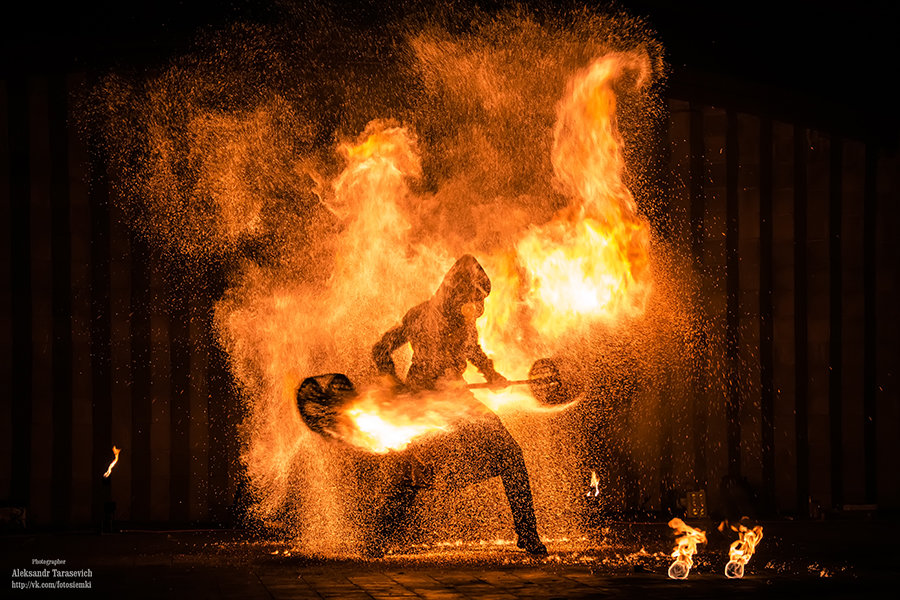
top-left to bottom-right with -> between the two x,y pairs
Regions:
371,254 -> 547,556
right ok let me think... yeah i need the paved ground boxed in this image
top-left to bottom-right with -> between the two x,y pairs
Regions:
3,520 -> 896,598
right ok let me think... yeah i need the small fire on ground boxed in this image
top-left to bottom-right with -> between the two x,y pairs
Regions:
667,518 -> 707,579
720,519 -> 764,579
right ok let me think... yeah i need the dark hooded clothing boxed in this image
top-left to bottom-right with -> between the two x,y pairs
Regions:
373,254 -> 502,390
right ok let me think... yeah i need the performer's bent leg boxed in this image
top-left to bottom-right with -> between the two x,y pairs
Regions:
364,454 -> 424,557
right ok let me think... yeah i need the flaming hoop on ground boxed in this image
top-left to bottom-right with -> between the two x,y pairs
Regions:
667,518 -> 707,579
720,520 -> 764,579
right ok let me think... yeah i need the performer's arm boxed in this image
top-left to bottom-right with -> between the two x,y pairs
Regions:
372,323 -> 407,378
467,326 -> 507,387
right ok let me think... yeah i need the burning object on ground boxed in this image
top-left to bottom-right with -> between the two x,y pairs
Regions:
720,519 -> 764,579
667,518 -> 707,579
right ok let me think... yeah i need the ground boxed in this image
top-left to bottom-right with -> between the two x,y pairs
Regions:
2,520 -> 896,598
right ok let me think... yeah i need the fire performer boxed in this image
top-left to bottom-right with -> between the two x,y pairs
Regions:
371,254 -> 547,556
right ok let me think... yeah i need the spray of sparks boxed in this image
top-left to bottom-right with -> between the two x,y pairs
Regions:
84,6 -> 707,556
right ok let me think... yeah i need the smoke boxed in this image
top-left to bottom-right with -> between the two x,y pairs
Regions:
82,4 -> 695,556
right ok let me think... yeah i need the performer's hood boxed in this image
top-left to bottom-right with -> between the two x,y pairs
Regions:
433,254 -> 491,312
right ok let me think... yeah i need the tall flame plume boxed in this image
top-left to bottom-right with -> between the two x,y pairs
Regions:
473,52 -> 654,413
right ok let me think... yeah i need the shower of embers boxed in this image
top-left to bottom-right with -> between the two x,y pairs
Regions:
75,2 -> 896,563
85,7 -> 692,557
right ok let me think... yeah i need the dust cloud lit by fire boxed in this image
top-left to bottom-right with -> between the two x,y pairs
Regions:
83,6 -> 704,556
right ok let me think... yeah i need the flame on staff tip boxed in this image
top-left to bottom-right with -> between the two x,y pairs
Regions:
719,520 -> 764,579
667,518 -> 707,579
339,386 -> 487,454
102,446 -> 121,478
587,470 -> 600,497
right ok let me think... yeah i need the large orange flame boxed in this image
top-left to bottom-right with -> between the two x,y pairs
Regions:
475,53 -> 653,395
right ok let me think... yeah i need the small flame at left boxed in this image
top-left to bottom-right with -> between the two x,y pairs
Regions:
587,471 -> 600,497
102,446 -> 120,478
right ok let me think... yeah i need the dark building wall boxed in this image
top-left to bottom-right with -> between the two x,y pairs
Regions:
667,95 -> 900,515
2,69 -> 899,527
1,73 -> 241,527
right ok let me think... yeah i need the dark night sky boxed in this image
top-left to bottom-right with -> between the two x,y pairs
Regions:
2,0 -> 898,141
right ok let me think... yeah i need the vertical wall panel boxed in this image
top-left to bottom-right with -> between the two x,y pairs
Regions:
792,125 -> 810,514
806,130 -> 831,510
737,112 -> 761,489
658,99 -> 691,507
667,100 -> 692,250
189,287 -> 210,522
828,136 -> 844,508
68,73 -> 93,525
875,153 -> 900,509
758,116 -> 776,512
862,145 -> 877,505
89,146 -> 112,526
725,109 -> 741,478
771,121 -> 797,512
206,268 -> 235,524
840,140 -> 866,506
702,106 -> 728,509
169,274 -> 191,524
49,73 -> 73,527
109,198 -> 132,520
129,233 -> 152,523
150,252 -> 172,523
9,74 -> 32,511
687,101 -> 709,491
29,76 -> 53,526
0,81 -> 11,502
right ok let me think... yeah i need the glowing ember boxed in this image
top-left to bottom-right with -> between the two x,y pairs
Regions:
667,518 -> 707,579
587,470 -> 600,497
102,446 -> 121,478
720,520 -> 764,579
